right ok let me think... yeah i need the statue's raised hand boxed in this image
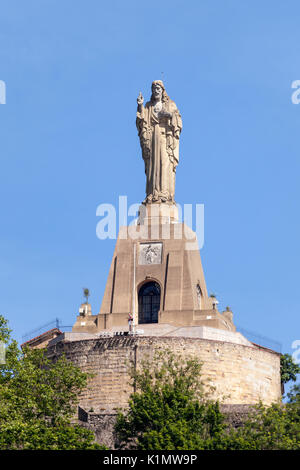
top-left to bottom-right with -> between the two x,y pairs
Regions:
137,91 -> 144,106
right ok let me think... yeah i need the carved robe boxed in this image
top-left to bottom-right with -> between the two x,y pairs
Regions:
136,99 -> 182,203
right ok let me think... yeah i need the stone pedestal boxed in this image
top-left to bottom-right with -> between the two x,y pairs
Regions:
73,207 -> 236,334
137,203 -> 179,225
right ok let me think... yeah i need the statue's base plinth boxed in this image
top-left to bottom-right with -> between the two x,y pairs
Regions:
72,217 -> 236,336
137,203 -> 178,225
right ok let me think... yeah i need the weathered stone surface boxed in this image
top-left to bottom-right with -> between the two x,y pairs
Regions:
47,335 -> 281,416
78,408 -> 118,449
220,404 -> 254,429
73,222 -> 235,334
76,404 -> 262,448
136,80 -> 182,204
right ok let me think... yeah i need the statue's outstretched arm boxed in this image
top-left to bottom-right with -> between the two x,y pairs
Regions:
137,91 -> 144,114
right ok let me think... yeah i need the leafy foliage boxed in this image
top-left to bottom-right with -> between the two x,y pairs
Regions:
115,349 -> 300,450
0,316 -> 104,450
83,288 -> 90,303
0,420 -> 103,450
287,383 -> 300,403
2,314 -> 299,450
115,350 -> 225,450
280,353 -> 300,384
221,384 -> 300,450
0,315 -> 12,343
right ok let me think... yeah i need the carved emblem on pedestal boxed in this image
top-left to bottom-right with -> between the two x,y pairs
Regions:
139,243 -> 162,265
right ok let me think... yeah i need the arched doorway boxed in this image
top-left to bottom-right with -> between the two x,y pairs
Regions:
138,281 -> 160,324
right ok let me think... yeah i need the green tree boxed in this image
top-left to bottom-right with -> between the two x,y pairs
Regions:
0,316 -> 105,450
115,349 -> 300,451
0,315 -> 12,343
115,350 -> 226,450
222,384 -> 300,450
280,353 -> 300,384
287,383 -> 300,403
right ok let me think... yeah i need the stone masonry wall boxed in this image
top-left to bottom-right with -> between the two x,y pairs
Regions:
78,405 -> 254,449
47,335 -> 281,413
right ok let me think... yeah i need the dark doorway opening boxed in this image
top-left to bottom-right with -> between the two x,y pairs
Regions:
138,282 -> 160,324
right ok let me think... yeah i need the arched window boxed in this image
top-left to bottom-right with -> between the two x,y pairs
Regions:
138,281 -> 160,324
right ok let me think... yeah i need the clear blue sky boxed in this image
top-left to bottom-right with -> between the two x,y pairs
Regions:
0,1 -> 299,379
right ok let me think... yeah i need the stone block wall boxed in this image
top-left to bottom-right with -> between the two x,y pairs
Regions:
47,335 -> 281,413
78,404 -> 255,449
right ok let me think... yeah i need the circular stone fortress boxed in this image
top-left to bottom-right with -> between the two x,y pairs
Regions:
26,80 -> 281,434
47,331 -> 280,413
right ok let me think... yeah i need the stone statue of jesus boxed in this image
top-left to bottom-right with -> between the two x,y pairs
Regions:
136,81 -> 182,204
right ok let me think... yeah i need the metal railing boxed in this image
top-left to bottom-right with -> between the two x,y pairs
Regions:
236,325 -> 282,353
21,318 -> 282,353
21,318 -> 73,344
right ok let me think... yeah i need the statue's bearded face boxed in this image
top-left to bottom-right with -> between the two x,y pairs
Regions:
152,83 -> 163,100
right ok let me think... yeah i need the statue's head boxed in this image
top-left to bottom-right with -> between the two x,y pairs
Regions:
151,80 -> 168,103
